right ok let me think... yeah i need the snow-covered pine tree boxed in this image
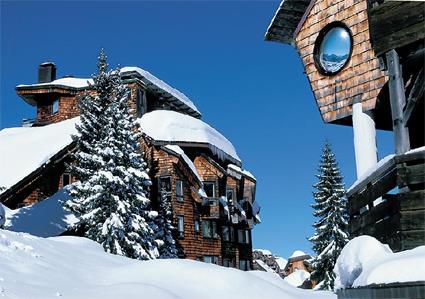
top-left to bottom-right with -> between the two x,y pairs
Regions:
154,188 -> 178,258
65,49 -> 159,260
309,142 -> 349,290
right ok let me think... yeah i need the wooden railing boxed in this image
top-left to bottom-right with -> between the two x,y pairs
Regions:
347,149 -> 425,251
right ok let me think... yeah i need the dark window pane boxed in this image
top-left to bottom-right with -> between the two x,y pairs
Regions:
203,182 -> 215,197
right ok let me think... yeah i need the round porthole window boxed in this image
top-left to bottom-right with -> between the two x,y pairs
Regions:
314,22 -> 353,75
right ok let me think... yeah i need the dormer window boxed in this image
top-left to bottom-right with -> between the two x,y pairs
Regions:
314,22 -> 353,75
52,99 -> 59,114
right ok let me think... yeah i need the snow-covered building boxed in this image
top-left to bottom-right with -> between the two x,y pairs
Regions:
265,0 -> 424,253
0,63 -> 260,269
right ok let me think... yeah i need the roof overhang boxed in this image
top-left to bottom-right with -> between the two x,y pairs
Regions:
264,0 -> 312,44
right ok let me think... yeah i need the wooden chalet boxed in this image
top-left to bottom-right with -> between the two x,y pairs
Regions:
265,0 -> 424,252
265,0 -> 424,296
0,62 -> 260,270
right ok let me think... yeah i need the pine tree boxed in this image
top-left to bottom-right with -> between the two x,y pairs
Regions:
65,49 -> 159,260
309,142 -> 349,290
154,189 -> 178,258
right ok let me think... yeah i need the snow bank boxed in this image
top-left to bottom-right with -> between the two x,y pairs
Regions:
4,188 -> 76,237
290,250 -> 307,258
138,110 -> 240,162
0,117 -> 79,191
334,236 -> 425,289
284,269 -> 311,287
353,246 -> 425,287
121,67 -> 199,114
0,230 -> 335,299
0,204 -> 5,227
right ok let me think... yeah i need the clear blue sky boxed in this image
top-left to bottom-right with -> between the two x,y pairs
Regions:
0,1 -> 394,259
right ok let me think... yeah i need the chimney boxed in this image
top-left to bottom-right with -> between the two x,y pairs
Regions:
38,62 -> 56,83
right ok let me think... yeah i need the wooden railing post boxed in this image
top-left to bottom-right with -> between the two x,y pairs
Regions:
386,49 -> 410,155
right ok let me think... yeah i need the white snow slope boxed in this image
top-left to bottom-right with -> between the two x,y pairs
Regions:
284,269 -> 311,287
0,229 -> 335,299
0,117 -> 79,191
4,188 -> 76,237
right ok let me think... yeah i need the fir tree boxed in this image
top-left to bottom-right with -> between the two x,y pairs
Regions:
65,49 -> 159,260
154,188 -> 178,258
309,142 -> 349,290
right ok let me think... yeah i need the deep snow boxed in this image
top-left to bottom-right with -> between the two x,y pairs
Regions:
0,229 -> 335,299
334,235 -> 425,289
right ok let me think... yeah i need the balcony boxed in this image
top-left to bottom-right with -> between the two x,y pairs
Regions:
347,148 -> 425,251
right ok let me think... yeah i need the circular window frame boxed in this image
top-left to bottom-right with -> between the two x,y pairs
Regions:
313,21 -> 354,76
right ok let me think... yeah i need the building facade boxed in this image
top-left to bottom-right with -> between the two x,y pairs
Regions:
265,0 -> 424,251
0,63 -> 260,269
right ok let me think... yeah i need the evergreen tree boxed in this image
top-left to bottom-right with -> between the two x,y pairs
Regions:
309,142 -> 349,290
65,49 -> 159,260
154,188 -> 178,258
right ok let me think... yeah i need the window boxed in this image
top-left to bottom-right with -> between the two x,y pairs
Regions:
203,181 -> 216,198
176,180 -> 184,202
177,215 -> 184,238
223,258 -> 235,268
226,188 -> 235,204
136,89 -> 147,117
238,229 -> 250,244
158,177 -> 172,201
194,219 -> 200,233
203,256 -> 218,264
195,256 -> 202,262
62,173 -> 71,186
239,259 -> 250,271
222,225 -> 234,242
52,100 -> 59,114
314,22 -> 353,75
202,220 -> 218,239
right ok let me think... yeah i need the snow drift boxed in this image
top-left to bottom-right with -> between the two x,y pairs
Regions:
334,236 -> 425,289
0,229 -> 335,299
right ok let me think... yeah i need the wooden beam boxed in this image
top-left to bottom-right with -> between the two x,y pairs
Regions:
386,49 -> 410,154
404,69 -> 424,125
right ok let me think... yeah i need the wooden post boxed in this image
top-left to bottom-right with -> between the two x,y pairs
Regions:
386,49 -> 410,154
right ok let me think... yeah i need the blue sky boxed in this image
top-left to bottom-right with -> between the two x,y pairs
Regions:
0,1 -> 394,259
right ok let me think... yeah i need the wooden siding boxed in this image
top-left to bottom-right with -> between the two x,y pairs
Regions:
368,1 -> 425,57
294,0 -> 387,123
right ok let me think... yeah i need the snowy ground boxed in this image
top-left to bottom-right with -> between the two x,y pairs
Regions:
0,229 -> 335,299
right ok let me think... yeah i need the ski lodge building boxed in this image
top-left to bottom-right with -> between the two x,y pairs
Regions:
0,63 -> 260,270
265,0 -> 424,254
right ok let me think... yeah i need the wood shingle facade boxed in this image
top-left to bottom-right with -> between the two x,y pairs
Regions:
1,63 -> 260,270
265,0 -> 425,252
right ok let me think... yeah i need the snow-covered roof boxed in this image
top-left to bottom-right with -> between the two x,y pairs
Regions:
121,67 -> 199,115
17,66 -> 200,116
17,77 -> 93,89
0,117 -> 79,192
138,110 -> 241,164
289,250 -> 307,259
164,145 -> 202,186
227,164 -> 256,181
4,187 -> 76,237
255,249 -> 273,256
275,257 -> 288,270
